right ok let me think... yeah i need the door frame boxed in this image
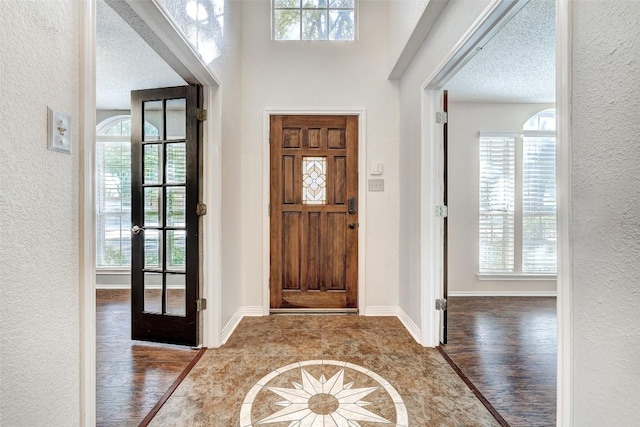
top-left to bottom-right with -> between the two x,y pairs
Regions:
417,0 -> 573,425
262,109 -> 367,314
80,0 -> 223,424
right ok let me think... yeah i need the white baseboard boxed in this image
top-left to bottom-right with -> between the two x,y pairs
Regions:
221,306 -> 265,344
363,306 -> 398,316
448,290 -> 557,297
396,307 -> 422,345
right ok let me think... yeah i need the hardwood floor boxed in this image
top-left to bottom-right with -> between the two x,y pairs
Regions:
442,296 -> 557,427
97,289 -> 199,427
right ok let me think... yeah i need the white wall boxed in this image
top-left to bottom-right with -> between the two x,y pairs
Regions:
571,1 -> 640,424
0,0 -> 80,425
208,0 -> 245,327
240,0 -> 400,312
388,0 -> 429,71
397,0 -> 492,328
447,102 -> 556,294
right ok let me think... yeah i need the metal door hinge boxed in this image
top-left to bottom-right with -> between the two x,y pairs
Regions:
435,111 -> 448,124
196,202 -> 207,216
196,298 -> 207,311
196,108 -> 208,121
435,205 -> 448,218
435,298 -> 447,311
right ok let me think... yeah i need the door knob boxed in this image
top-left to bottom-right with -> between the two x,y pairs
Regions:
349,222 -> 357,229
131,225 -> 143,235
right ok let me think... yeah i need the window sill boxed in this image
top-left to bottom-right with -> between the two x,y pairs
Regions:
476,273 -> 557,281
96,268 -> 131,275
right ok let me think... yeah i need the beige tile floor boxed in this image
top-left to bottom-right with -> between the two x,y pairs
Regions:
149,316 -> 500,426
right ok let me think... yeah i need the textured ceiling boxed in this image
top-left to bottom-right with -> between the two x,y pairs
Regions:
445,0 -> 555,103
96,0 -> 186,110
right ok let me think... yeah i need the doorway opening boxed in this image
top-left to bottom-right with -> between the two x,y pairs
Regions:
85,0 -> 222,424
418,0 -> 570,425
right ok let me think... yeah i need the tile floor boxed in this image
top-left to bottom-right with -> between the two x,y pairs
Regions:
149,315 -> 501,426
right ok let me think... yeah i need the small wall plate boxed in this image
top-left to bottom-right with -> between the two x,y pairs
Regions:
48,107 -> 72,154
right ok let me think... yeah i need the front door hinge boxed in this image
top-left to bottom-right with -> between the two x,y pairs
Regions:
435,298 -> 447,311
435,111 -> 448,124
435,205 -> 448,218
196,108 -> 208,122
196,298 -> 207,311
196,202 -> 207,216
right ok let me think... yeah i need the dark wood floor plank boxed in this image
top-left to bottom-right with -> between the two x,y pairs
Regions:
442,296 -> 557,427
96,289 -> 198,427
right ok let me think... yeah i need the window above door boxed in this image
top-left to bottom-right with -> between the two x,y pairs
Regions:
272,0 -> 356,41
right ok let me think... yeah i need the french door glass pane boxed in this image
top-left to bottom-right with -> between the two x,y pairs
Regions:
166,230 -> 186,271
144,272 -> 163,313
167,187 -> 186,227
144,144 -> 161,184
144,101 -> 163,140
144,188 -> 161,226
166,143 -> 187,184
166,274 -> 186,316
144,229 -> 161,268
166,98 -> 186,139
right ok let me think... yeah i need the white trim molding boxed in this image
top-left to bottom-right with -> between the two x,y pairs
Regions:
397,307 -> 422,345
449,290 -> 557,297
221,306 -> 265,344
556,0 -> 573,424
80,1 -> 97,425
262,109 -> 368,315
476,273 -> 557,281
364,306 -> 398,316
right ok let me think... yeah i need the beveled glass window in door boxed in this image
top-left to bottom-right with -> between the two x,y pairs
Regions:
142,98 -> 187,316
302,157 -> 327,204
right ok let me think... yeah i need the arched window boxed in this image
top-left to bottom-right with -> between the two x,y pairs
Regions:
95,116 -> 158,268
479,109 -> 556,275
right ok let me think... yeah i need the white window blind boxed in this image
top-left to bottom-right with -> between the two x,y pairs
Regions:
523,135 -> 557,272
479,134 -> 516,272
96,139 -> 132,267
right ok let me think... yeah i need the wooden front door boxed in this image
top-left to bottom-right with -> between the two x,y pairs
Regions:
130,84 -> 202,346
270,115 -> 358,311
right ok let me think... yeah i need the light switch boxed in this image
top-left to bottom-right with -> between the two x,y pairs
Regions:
370,161 -> 383,175
368,179 -> 384,192
48,107 -> 72,154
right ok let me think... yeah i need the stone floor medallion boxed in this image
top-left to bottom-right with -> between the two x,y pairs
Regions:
240,360 -> 408,427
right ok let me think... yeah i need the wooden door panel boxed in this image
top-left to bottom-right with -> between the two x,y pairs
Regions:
270,115 -> 358,310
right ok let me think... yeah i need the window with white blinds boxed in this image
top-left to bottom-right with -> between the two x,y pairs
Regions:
478,109 -> 557,276
95,116 -> 159,269
523,135 -> 557,272
479,134 -> 516,272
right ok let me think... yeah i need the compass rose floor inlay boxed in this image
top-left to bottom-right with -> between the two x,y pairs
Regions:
147,315 -> 500,426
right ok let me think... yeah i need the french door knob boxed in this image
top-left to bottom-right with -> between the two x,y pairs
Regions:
131,225 -> 143,235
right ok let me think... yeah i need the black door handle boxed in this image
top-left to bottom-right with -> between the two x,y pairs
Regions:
349,222 -> 357,229
348,197 -> 357,214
